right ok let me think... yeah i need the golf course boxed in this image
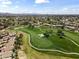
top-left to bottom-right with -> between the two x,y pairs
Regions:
14,26 -> 79,59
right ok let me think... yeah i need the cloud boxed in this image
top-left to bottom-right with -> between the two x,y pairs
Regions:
0,0 -> 12,11
0,0 -> 18,13
0,0 -> 12,5
53,7 -> 79,14
35,0 -> 49,4
2,1 -> 12,5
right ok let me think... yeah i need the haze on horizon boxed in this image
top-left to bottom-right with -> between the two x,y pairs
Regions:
0,0 -> 79,14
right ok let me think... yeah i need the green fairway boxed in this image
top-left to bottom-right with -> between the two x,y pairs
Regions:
21,31 -> 74,59
64,30 -> 79,44
16,26 -> 79,57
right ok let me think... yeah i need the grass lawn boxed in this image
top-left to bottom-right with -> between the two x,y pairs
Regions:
21,30 -> 75,59
64,30 -> 79,44
15,26 -> 79,58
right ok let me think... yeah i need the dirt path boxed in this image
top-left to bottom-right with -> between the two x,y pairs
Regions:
18,50 -> 27,59
14,27 -> 24,30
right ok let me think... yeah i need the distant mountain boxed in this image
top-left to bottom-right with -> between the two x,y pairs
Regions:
0,13 -> 47,16
0,13 -> 30,16
0,13 -> 15,16
0,12 -> 79,16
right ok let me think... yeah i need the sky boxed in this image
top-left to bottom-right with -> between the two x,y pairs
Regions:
0,0 -> 79,14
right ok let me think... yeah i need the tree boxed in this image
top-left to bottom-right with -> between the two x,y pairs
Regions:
57,29 -> 65,38
43,30 -> 53,38
61,23 -> 65,30
43,32 -> 49,38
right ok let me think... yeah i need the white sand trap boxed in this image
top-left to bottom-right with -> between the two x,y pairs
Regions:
38,34 -> 44,37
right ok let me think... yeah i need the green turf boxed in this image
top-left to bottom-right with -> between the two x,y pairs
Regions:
16,26 -> 79,54
21,31 -> 74,59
